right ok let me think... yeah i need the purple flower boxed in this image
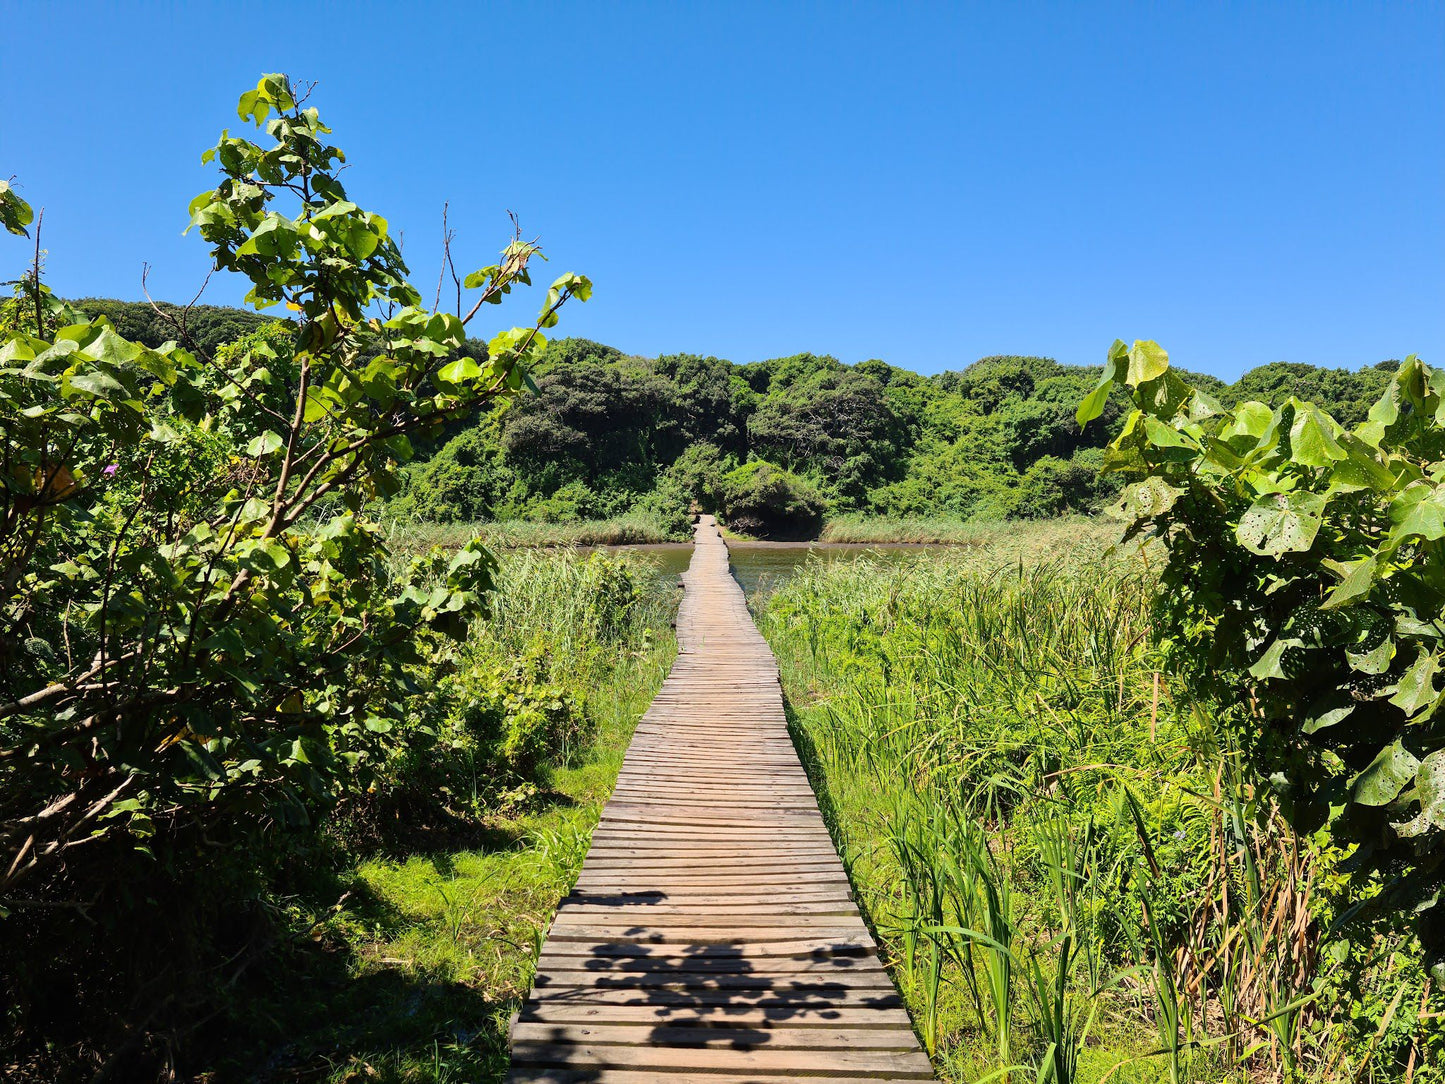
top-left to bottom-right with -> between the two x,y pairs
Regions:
102,464 -> 118,478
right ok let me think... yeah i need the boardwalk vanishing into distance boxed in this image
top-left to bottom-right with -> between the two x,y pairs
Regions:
507,515 -> 933,1083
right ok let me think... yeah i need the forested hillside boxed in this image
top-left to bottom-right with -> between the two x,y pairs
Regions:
67,302 -> 1401,537
384,338 -> 1401,536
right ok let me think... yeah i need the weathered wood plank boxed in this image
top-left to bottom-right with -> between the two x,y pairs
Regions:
506,516 -> 930,1082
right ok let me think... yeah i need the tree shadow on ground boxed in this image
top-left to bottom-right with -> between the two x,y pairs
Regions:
509,885 -> 907,1081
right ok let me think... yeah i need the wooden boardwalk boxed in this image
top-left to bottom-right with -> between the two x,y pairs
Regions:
508,516 -> 932,1083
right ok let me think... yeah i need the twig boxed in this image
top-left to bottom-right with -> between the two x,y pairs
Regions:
31,208 -> 44,333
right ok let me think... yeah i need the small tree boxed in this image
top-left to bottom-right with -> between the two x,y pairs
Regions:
0,74 -> 590,901
1079,340 -> 1444,966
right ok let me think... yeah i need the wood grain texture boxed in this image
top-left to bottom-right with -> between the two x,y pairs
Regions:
507,516 -> 932,1082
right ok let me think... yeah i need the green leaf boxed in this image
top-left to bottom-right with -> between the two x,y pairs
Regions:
246,430 -> 285,457
464,264 -> 500,292
1346,637 -> 1393,676
1319,556 -> 1376,610
1249,637 -> 1302,681
1389,482 -> 1445,544
1235,491 -> 1327,556
1077,341 -> 1126,426
1302,701 -> 1355,734
1358,378 -> 1400,447
1288,403 -> 1347,467
1125,340 -> 1169,388
1351,740 -> 1420,807
1115,477 -> 1183,519
67,368 -> 126,399
549,271 -> 593,303
0,179 -> 35,237
1394,750 -> 1445,838
1328,436 -> 1397,494
1389,647 -> 1440,718
1140,415 -> 1198,454
437,357 -> 482,384
302,388 -> 331,422
1226,401 -> 1278,442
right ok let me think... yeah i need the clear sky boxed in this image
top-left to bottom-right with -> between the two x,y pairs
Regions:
1,1 -> 1441,380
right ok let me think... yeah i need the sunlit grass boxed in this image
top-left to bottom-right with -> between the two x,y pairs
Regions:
386,512 -> 685,556
757,539 -> 1324,1083
215,550 -> 677,1084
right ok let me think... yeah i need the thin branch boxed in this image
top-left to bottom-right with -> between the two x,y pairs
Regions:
31,208 -> 44,333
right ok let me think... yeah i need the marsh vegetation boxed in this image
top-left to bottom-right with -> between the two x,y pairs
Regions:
761,527 -> 1442,1083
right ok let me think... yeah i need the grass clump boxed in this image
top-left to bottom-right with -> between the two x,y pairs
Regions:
387,512 -> 686,556
758,533 -> 1442,1083
818,513 -> 1111,548
819,514 -> 1003,545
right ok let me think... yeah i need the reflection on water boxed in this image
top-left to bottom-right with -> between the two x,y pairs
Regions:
602,541 -> 946,600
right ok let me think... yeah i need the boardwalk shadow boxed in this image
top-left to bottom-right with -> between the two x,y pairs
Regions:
518,888 -> 902,1079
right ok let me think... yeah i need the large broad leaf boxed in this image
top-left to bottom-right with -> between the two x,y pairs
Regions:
1125,340 -> 1170,388
66,367 -> 127,399
1358,377 -> 1401,448
1319,556 -> 1377,610
1235,491 -> 1327,556
246,430 -> 285,457
1116,477 -> 1183,520
437,357 -> 482,384
1328,435 -> 1398,494
1225,401 -> 1277,442
1389,482 -> 1445,544
1394,749 -> 1445,838
1077,344 -> 1123,425
1249,636 -> 1303,680
1289,403 -> 1347,467
1345,637 -> 1394,675
1388,647 -> 1440,718
1351,740 -> 1420,807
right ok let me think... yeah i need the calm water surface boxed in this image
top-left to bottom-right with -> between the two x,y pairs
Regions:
602,541 -> 949,600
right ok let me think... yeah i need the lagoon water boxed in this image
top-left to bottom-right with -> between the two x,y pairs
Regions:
605,540 -> 948,600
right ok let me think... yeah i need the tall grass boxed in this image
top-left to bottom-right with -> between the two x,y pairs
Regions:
818,514 -> 1111,549
386,511 -> 685,555
760,542 -> 1441,1083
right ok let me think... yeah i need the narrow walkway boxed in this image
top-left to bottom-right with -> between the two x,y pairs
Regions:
508,516 -> 932,1083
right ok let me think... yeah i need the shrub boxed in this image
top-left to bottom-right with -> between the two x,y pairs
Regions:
0,73 -> 591,1074
719,459 -> 826,539
1080,339 -> 1445,966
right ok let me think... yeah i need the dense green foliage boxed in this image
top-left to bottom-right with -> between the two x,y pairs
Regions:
71,297 -> 276,356
386,340 -> 1400,537
1082,340 -> 1445,963
0,74 -> 599,1080
762,537 -> 1442,1083
46,309 -> 1400,541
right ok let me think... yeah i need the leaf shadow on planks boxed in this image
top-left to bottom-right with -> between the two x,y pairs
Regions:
514,888 -> 912,1081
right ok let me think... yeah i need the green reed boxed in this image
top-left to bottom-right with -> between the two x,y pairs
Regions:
759,537 -> 1439,1084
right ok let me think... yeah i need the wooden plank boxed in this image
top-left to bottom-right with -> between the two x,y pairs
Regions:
507,516 -> 931,1081
511,1022 -> 920,1049
508,1042 -> 933,1077
511,1075 -> 917,1084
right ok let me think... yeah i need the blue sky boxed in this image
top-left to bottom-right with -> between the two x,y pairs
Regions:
1,1 -> 1440,380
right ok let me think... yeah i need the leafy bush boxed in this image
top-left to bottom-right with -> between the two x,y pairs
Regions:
719,459 -> 826,539
664,440 -> 734,512
0,73 -> 591,1075
1080,340 -> 1445,963
1013,450 -> 1118,518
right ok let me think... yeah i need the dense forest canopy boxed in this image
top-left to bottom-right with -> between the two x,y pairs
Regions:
72,300 -> 1402,537
393,338 -> 1402,535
